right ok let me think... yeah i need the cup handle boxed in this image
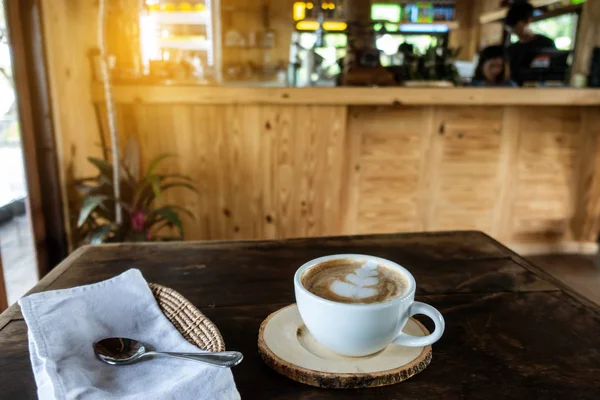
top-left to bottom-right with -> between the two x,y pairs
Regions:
392,301 -> 445,347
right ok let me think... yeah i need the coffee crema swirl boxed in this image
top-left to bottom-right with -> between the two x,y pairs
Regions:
301,259 -> 407,304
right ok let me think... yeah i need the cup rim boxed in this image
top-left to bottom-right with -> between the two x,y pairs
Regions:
294,254 -> 416,309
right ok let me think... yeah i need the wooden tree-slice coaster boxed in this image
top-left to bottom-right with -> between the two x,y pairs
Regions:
258,304 -> 432,389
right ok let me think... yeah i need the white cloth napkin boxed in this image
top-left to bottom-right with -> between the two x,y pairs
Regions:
18,269 -> 240,400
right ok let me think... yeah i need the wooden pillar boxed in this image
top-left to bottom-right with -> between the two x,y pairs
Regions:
477,0 -> 505,49
346,0 -> 374,50
450,0 -> 482,61
572,0 -> 600,78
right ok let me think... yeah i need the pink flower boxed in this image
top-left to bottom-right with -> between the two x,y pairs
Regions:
131,210 -> 145,232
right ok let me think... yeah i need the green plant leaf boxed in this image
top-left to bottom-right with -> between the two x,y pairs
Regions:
88,157 -> 114,179
88,223 -> 114,244
151,208 -> 183,238
157,174 -> 194,182
152,177 -> 162,202
78,195 -> 109,227
160,181 -> 199,194
132,175 -> 160,210
147,153 -> 176,176
147,205 -> 195,226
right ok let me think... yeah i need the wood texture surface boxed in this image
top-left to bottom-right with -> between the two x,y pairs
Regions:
257,306 -> 432,389
1,232 -> 599,399
449,0 -> 480,61
40,0 -> 103,251
92,85 -> 600,105
572,0 -> 600,77
53,102 -> 600,249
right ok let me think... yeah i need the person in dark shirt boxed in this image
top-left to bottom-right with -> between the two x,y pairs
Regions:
470,45 -> 517,87
505,1 -> 556,86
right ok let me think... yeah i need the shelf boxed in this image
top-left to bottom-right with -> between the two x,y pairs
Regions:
158,37 -> 210,51
223,46 -> 274,50
479,0 -> 564,24
399,21 -> 459,30
151,11 -> 209,25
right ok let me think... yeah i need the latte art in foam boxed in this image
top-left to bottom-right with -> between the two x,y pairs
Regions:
330,261 -> 379,300
301,258 -> 408,304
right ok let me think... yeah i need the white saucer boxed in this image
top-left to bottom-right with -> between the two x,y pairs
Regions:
258,304 -> 432,389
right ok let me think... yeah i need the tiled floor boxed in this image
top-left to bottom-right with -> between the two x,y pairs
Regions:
0,216 -> 38,305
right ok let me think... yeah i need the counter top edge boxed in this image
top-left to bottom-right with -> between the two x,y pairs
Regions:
93,84 -> 600,106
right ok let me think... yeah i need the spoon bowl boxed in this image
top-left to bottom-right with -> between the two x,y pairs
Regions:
94,337 -> 243,368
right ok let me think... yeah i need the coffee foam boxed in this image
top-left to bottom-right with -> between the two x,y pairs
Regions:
330,261 -> 380,299
301,258 -> 407,304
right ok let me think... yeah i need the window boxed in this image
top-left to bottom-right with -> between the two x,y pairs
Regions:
511,13 -> 579,50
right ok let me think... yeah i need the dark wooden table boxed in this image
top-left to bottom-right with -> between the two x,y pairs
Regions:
1,231 -> 600,399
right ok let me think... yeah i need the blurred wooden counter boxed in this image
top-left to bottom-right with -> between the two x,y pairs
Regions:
93,85 -> 600,106
67,85 -> 600,253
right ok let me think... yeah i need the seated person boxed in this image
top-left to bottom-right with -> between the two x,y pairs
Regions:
470,45 -> 517,87
505,1 -> 556,86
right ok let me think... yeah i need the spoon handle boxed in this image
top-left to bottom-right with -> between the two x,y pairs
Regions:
146,351 -> 243,368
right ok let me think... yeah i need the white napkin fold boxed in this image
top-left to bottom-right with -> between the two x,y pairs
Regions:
18,269 -> 240,400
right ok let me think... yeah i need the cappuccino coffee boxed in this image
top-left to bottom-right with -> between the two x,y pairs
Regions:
301,258 -> 407,304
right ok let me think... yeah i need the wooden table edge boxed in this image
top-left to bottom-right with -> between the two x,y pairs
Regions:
0,245 -> 92,330
475,231 -> 600,315
2,230 -> 598,330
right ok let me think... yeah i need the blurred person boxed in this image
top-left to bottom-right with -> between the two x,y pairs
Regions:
471,45 -> 517,87
505,1 -> 555,85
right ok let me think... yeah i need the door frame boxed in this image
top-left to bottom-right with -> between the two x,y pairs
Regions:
4,0 -> 68,278
0,251 -> 7,312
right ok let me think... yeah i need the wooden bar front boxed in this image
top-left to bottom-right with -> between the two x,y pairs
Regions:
62,86 -> 600,251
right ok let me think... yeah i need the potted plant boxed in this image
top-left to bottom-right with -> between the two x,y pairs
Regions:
74,143 -> 197,244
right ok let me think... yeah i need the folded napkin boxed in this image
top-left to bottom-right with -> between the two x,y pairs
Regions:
19,269 -> 240,400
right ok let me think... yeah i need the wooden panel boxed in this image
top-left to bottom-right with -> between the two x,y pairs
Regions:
108,104 -> 348,241
511,107 -> 583,242
430,107 -> 504,232
60,101 -> 600,247
571,107 -> 600,242
350,106 -> 432,234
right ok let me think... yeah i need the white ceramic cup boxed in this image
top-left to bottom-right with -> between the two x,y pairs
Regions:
294,254 -> 445,357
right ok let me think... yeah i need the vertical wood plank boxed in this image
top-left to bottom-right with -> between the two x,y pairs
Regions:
260,106 -> 279,239
572,107 -> 600,242
340,107 -> 363,235
492,106 -> 521,241
418,106 -> 441,231
273,106 -> 296,238
511,107 -> 582,243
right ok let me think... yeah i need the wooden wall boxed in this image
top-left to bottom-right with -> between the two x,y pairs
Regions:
76,103 -> 600,249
